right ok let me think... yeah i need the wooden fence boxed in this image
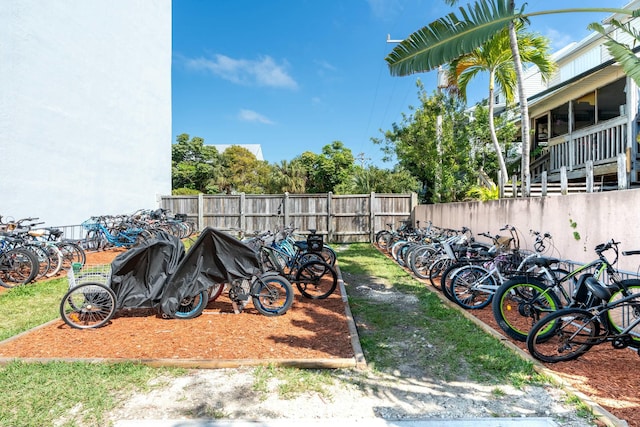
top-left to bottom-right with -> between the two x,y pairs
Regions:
159,192 -> 417,243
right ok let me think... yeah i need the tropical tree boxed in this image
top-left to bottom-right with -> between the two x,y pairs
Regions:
268,159 -> 307,193
335,165 -> 421,194
446,22 -> 555,185
218,145 -> 271,194
373,82 -> 474,203
385,0 -> 638,194
297,141 -> 355,193
171,133 -> 221,193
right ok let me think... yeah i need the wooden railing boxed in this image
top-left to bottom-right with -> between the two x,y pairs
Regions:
548,116 -> 627,175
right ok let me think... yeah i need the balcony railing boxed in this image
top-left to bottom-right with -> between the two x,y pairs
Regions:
548,116 -> 627,175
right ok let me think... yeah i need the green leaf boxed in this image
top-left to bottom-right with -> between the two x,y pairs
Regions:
385,0 -> 522,76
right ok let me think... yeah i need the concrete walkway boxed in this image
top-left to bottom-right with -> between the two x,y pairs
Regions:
114,417 -> 562,427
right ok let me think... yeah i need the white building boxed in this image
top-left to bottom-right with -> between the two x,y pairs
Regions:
0,0 -> 172,227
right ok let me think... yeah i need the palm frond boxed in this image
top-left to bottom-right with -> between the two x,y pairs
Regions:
590,19 -> 640,86
385,0 -> 522,76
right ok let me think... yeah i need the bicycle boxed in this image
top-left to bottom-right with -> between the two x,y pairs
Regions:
256,230 -> 338,299
82,216 -> 153,250
492,239 -> 627,342
526,252 -> 640,363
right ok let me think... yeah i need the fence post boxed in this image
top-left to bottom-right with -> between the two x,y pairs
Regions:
327,192 -> 333,242
281,192 -> 289,227
561,166 -> 568,195
511,175 -> 518,198
198,193 -> 204,231
240,193 -> 246,232
498,170 -> 504,198
618,153 -> 628,190
541,171 -> 547,197
586,161 -> 594,193
370,192 -> 376,243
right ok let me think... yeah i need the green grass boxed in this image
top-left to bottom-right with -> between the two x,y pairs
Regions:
252,364 -> 335,400
0,360 -> 178,427
336,243 -> 544,385
0,277 -> 69,341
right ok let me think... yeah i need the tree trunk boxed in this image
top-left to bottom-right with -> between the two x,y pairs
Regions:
488,69 -> 509,185
508,10 -> 530,196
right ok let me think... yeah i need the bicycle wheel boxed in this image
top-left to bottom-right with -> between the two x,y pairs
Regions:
60,282 -> 117,329
295,259 -> 338,299
0,248 -> 39,287
428,256 -> 454,290
23,244 -> 50,279
319,245 -> 337,266
252,273 -> 294,316
208,282 -> 225,302
450,265 -> 495,309
607,280 -> 640,341
375,231 -> 392,250
409,246 -> 437,279
526,307 -> 599,363
492,276 -> 562,342
56,241 -> 87,270
173,290 -> 207,319
44,244 -> 63,277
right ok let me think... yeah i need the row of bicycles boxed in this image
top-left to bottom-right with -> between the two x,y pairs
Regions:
82,208 -> 196,251
0,216 -> 86,288
59,224 -> 340,329
376,221 -> 640,363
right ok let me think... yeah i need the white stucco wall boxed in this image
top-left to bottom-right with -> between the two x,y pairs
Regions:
414,189 -> 640,273
0,0 -> 171,227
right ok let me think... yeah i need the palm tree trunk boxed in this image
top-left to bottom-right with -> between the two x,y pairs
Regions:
508,8 -> 531,196
488,69 -> 509,186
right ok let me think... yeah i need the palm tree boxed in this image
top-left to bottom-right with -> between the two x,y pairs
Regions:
385,0 -> 638,195
447,22 -> 555,186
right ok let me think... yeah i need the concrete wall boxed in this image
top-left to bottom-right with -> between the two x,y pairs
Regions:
0,0 -> 172,227
414,189 -> 640,272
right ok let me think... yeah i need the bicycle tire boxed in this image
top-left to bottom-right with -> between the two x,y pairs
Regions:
173,290 -> 208,319
427,256 -> 454,290
450,265 -> 495,309
295,259 -> 338,299
252,273 -> 294,316
492,276 -> 562,342
0,248 -> 39,287
44,244 -> 63,277
607,281 -> 640,341
526,307 -> 599,363
409,246 -> 437,279
60,282 -> 117,329
56,241 -> 87,270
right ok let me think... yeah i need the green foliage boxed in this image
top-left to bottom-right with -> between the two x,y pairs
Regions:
218,145 -> 272,194
296,141 -> 355,193
171,133 -> 221,193
335,165 -> 421,194
466,184 -> 499,201
372,81 -> 474,203
172,187 -> 201,195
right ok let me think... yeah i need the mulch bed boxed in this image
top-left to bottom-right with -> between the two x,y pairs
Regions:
0,248 -> 356,367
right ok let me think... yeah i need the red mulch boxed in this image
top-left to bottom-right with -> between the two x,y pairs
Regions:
0,248 -> 355,366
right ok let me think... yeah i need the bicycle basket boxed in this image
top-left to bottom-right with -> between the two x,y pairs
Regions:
307,233 -> 323,252
67,264 -> 112,289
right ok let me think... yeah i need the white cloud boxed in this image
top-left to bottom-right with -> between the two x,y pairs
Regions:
544,28 -> 574,52
238,109 -> 274,124
186,54 -> 298,89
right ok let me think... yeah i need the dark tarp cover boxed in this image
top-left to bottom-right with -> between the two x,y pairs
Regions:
109,231 -> 185,310
159,227 -> 261,316
109,228 -> 261,316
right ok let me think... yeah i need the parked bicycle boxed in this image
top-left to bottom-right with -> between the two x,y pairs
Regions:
526,245 -> 640,362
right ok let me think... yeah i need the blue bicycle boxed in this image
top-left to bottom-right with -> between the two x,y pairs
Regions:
82,216 -> 153,250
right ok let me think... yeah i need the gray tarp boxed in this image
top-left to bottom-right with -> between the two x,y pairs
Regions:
109,227 -> 261,317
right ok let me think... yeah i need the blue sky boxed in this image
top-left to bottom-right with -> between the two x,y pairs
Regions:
172,0 -> 630,167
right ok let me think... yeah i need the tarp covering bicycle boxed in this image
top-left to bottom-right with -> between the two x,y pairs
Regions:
60,227 -> 294,328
